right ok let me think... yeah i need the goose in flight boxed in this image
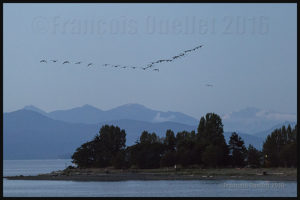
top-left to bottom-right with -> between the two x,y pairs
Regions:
75,61 -> 82,64
114,65 -> 120,68
205,84 -> 213,87
155,59 -> 166,64
146,64 -> 154,68
153,68 -> 159,72
103,64 -> 109,67
142,67 -> 147,70
62,61 -> 70,64
40,60 -> 47,63
50,60 -> 58,63
131,66 -> 136,69
87,63 -> 93,67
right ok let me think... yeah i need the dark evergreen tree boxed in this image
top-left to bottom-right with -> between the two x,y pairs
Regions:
263,124 -> 297,167
175,131 -> 198,166
197,113 -> 229,167
160,150 -> 177,167
129,131 -> 164,169
263,129 -> 281,167
279,124 -> 297,167
160,129 -> 177,167
202,144 -> 224,168
71,125 -> 126,168
247,144 -> 262,167
164,129 -> 176,151
71,141 -> 95,168
93,125 -> 126,168
228,132 -> 247,167
112,150 -> 129,169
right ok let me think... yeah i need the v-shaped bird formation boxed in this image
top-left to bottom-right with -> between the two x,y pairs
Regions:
39,44 -> 203,72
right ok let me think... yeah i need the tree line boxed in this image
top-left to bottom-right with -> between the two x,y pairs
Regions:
72,113 -> 297,169
263,124 -> 297,167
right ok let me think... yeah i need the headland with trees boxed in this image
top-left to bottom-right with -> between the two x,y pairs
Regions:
71,113 -> 297,170
6,113 -> 297,181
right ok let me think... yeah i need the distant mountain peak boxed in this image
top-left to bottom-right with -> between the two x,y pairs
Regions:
80,104 -> 99,109
23,105 -> 47,115
23,105 -> 41,110
118,103 -> 147,109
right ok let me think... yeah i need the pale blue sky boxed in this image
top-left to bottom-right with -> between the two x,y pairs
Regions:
3,3 -> 297,119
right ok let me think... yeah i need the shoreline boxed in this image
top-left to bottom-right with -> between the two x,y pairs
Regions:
4,168 -> 297,182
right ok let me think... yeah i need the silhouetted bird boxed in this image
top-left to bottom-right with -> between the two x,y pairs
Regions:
50,60 -> 58,63
153,69 -> 159,72
87,63 -> 93,67
75,61 -> 82,64
40,60 -> 47,63
62,61 -> 70,64
146,64 -> 153,68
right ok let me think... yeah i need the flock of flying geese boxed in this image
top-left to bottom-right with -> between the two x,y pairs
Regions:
40,44 -> 213,87
40,45 -> 203,73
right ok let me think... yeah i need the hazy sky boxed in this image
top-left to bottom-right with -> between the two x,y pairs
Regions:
3,3 -> 297,119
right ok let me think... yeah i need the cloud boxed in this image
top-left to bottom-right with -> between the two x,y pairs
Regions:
152,112 -> 176,123
222,108 -> 297,123
265,113 -> 296,121
222,113 -> 231,120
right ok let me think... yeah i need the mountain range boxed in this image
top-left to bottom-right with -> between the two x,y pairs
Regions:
3,104 -> 296,159
24,103 -> 199,126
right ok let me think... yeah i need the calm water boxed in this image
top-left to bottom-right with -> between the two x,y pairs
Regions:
3,159 -> 74,176
3,159 -> 297,197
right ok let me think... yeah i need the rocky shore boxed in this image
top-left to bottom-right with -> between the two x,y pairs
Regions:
4,167 -> 297,182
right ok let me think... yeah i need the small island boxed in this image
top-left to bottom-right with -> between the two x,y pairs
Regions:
6,113 -> 297,182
